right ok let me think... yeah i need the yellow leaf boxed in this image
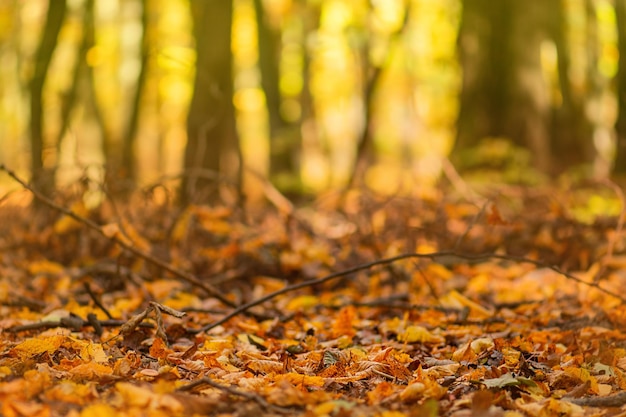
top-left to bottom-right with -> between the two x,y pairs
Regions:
11,335 -> 65,361
440,290 -> 493,319
194,206 -> 233,235
470,337 -> 495,354
0,366 -> 11,378
285,295 -> 319,312
3,400 -> 50,417
380,412 -> 409,417
101,222 -> 150,251
201,338 -> 234,352
115,382 -> 154,408
397,326 -> 444,344
276,372 -> 325,387
80,403 -> 117,417
313,400 -> 355,416
280,251 -> 303,272
80,342 -> 108,364
171,208 -> 192,243
119,220 -> 151,251
400,382 -> 426,402
598,383 -> 612,396
27,260 -> 65,275
44,381 -> 96,404
563,366 -> 599,393
54,201 -> 89,234
425,263 -> 453,280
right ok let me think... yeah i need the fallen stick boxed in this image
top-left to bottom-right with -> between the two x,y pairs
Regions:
194,250 -> 626,333
0,164 -> 235,308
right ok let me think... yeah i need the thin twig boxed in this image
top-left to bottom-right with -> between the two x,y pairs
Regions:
454,199 -> 489,250
244,167 -> 294,215
195,250 -> 626,333
413,263 -> 440,301
6,317 -> 156,333
177,376 -> 293,413
565,391 -> 626,407
83,282 -> 114,319
440,157 -> 486,205
0,164 -> 235,308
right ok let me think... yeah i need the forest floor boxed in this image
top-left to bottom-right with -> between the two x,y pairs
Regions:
1,172 -> 626,416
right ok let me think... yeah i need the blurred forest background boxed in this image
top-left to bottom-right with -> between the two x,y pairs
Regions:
1,0 -> 626,204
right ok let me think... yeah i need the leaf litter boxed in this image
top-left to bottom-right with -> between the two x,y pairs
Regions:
1,174 -> 626,416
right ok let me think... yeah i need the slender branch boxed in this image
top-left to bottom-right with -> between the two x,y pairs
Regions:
566,391 -> 626,407
177,376 -> 293,413
83,282 -> 114,319
195,250 -> 626,333
0,164 -> 235,308
6,317 -> 155,333
454,199 -> 489,249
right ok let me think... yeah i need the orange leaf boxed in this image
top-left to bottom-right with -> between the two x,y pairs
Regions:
149,337 -> 169,360
331,306 -> 357,339
11,335 -> 65,361
487,204 -> 508,225
276,372 -> 325,388
70,363 -> 113,381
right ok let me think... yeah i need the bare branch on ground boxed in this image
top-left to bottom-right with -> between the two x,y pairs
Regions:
196,251 -> 626,333
0,164 -> 235,308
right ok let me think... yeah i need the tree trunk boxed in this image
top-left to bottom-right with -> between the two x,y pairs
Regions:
454,0 -> 511,151
253,0 -> 294,184
55,0 -> 89,167
614,0 -> 626,173
83,0 -> 112,176
349,7 -> 410,188
549,0 -> 595,173
120,0 -> 150,187
182,0 -> 238,204
29,0 -> 67,194
454,0 -> 552,174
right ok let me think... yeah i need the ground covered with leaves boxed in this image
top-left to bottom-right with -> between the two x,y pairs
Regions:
2,179 -> 626,417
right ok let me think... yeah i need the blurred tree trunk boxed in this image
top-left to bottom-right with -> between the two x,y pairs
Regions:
83,0 -> 112,176
253,0 -> 297,187
298,3 -> 321,191
453,0 -> 555,174
299,53 -> 316,183
29,0 -> 67,194
182,0 -> 238,204
56,0 -> 90,164
349,7 -> 409,189
454,0 -> 511,154
349,47 -> 383,189
120,0 -> 150,187
615,0 -> 626,173
548,0 -> 595,172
